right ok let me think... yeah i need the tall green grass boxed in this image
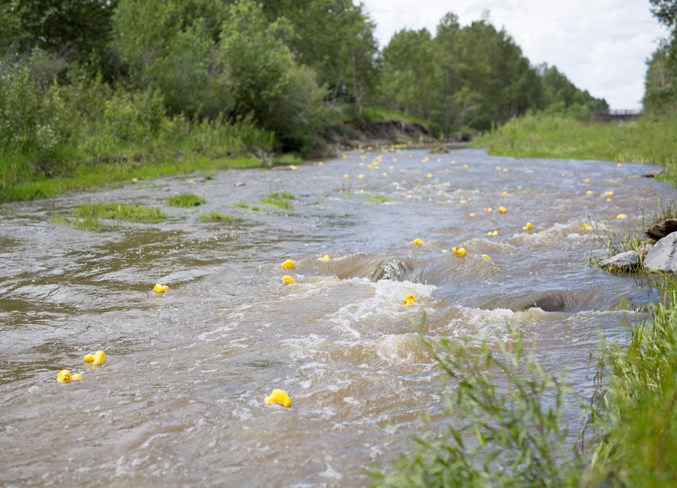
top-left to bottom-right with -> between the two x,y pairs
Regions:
370,329 -> 582,487
584,283 -> 677,486
471,113 -> 677,185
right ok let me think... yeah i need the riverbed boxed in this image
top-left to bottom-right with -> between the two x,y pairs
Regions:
0,147 -> 674,486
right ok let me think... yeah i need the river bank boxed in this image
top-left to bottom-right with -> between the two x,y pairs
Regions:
0,118 -> 437,204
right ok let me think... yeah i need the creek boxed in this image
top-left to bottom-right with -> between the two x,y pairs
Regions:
1,147 -> 674,486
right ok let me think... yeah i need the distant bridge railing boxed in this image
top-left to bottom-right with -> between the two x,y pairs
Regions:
594,109 -> 642,122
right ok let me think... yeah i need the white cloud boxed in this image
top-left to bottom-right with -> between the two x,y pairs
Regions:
362,0 -> 670,110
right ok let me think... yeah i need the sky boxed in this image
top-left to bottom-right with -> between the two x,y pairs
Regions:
361,0 -> 670,110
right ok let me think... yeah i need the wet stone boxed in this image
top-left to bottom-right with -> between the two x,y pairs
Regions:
644,233 -> 677,273
600,250 -> 641,273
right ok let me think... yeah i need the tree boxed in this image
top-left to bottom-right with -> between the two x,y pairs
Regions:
218,0 -> 327,151
262,0 -> 379,114
644,0 -> 677,114
379,28 -> 440,119
1,0 -> 117,61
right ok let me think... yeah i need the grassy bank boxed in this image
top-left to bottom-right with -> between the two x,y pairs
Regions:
471,113 -> 677,185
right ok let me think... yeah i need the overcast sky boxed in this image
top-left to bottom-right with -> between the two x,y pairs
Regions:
361,0 -> 669,110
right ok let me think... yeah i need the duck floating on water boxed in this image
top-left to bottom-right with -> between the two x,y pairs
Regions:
265,388 -> 292,407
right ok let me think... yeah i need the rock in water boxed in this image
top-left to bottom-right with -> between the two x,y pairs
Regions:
646,219 -> 677,240
370,259 -> 411,281
644,233 -> 677,273
599,251 -> 641,273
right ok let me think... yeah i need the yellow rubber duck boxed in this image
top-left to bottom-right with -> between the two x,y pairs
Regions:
318,255 -> 330,262
265,388 -> 292,407
523,222 -> 533,231
403,294 -> 416,305
84,353 -> 95,363
72,373 -> 84,382
487,230 -> 498,236
452,247 -> 467,257
93,351 -> 106,366
282,275 -> 296,285
57,370 -> 72,383
616,214 -> 627,220
481,254 -> 492,261
153,284 -> 169,294
281,259 -> 295,269
412,238 -> 424,246
498,206 -> 507,214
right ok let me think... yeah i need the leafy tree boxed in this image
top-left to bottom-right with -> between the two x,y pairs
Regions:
0,0 -> 117,62
644,0 -> 677,114
262,0 -> 379,114
218,0 -> 327,152
379,29 -> 440,119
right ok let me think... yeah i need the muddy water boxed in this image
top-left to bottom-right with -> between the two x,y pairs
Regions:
0,148 -> 674,486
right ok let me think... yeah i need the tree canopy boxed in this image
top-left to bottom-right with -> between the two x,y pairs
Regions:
0,0 -> 614,154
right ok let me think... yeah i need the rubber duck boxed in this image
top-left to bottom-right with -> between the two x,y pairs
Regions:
343,173 -> 350,179
84,354 -> 95,363
481,254 -> 492,261
72,373 -> 84,382
412,238 -> 424,246
358,174 -> 365,179
282,275 -> 296,285
57,370 -> 72,383
452,247 -> 467,257
403,294 -> 416,305
289,165 -> 298,170
93,351 -> 106,366
523,222 -> 533,231
487,230 -> 498,236
153,284 -> 169,294
498,206 -> 507,214
281,259 -> 295,269
616,214 -> 627,220
318,255 -> 331,262
265,388 -> 292,407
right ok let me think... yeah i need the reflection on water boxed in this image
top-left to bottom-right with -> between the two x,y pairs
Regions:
0,148 -> 673,486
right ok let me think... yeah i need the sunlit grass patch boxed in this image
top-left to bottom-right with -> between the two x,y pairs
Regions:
73,203 -> 168,223
197,211 -> 240,222
260,192 -> 296,209
167,193 -> 206,207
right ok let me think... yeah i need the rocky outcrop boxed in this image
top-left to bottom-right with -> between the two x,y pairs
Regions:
370,258 -> 412,282
600,251 -> 641,273
644,233 -> 677,273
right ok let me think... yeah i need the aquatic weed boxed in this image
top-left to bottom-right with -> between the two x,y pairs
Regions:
167,193 -> 206,207
74,203 -> 168,223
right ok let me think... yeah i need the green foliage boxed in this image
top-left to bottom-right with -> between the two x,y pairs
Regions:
643,41 -> 677,116
73,203 -> 168,223
585,283 -> 677,486
1,0 -> 117,63
167,193 -> 206,208
260,191 -> 296,209
371,330 -> 581,487
218,0 -> 328,153
197,212 -> 239,223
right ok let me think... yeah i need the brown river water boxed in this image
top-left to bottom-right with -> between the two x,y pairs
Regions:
1,147 -> 674,486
